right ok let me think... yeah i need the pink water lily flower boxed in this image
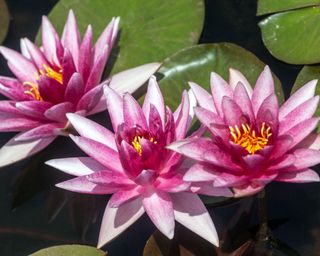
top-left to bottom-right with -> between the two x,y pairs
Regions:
169,66 -> 320,197
0,10 -> 160,167
46,76 -> 232,247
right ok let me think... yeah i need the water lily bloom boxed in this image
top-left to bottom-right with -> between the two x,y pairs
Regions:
169,66 -> 320,197
46,76 -> 232,247
0,10 -> 160,167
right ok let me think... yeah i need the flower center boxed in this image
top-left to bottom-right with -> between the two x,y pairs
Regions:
23,64 -> 63,101
229,122 -> 272,154
131,135 -> 157,155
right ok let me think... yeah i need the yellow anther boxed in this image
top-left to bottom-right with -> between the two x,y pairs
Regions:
131,135 -> 158,155
23,64 -> 63,101
229,122 -> 272,154
42,64 -> 63,84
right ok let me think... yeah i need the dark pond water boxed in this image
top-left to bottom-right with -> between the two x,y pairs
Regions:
0,0 -> 319,255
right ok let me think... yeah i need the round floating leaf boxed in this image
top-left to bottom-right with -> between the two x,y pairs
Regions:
259,6 -> 320,64
158,43 -> 283,111
30,245 -> 106,256
292,65 -> 320,131
257,0 -> 320,16
42,0 -> 204,74
0,0 -> 9,44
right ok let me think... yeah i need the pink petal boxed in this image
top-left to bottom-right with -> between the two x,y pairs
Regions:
86,171 -> 134,186
211,172 -> 248,187
221,96 -> 243,126
46,157 -> 105,176
94,17 -> 119,63
156,172 -> 190,193
268,154 -> 296,171
193,107 -> 228,138
64,72 -> 85,104
174,91 -> 191,140
85,45 -> 108,92
109,62 -> 162,94
22,38 -> 49,70
189,81 -> 216,113
251,66 -> 274,116
142,190 -> 175,239
0,46 -> 38,83
86,93 -> 107,115
190,182 -> 233,197
108,187 -> 142,208
44,102 -> 74,122
56,176 -> 118,194
62,48 -> 76,85
0,82 -> 29,101
142,76 -> 165,128
67,113 -> 117,150
279,80 -> 317,120
119,140 -> 141,177
296,133 -> 320,150
256,94 -> 278,130
97,197 -> 144,248
184,163 -> 220,182
0,101 -> 23,115
104,86 -> 123,132
229,68 -> 253,96
171,192 -> 219,246
134,169 -> 157,186
70,135 -> 123,173
290,148 -> 320,170
123,93 -> 147,130
77,83 -> 104,113
210,72 -> 233,116
177,138 -> 241,171
0,117 -> 43,132
61,10 -> 80,68
285,118 -> 319,151
242,154 -> 266,171
233,184 -> 264,197
0,76 -> 23,89
275,169 -> 320,183
16,101 -> 52,119
38,76 -> 65,104
41,16 -> 62,66
279,96 -> 319,135
233,82 -> 254,122
0,132 -> 56,167
14,123 -> 63,141
20,38 -> 30,59
78,25 -> 92,84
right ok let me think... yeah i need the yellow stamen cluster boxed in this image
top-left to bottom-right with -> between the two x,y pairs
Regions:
23,64 -> 63,101
229,122 -> 272,154
131,135 -> 157,155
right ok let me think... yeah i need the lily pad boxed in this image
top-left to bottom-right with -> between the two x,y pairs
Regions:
30,245 -> 106,256
292,65 -> 320,131
257,0 -> 320,16
259,4 -> 320,64
0,0 -> 9,44
158,43 -> 283,111
41,0 -> 204,74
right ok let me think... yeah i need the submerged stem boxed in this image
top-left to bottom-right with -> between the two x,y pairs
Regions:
257,189 -> 269,241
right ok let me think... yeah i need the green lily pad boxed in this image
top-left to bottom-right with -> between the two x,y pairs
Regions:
257,0 -> 320,16
158,43 -> 284,111
41,0 -> 204,74
30,245 -> 106,256
0,0 -> 9,44
292,65 -> 320,131
259,4 -> 320,64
